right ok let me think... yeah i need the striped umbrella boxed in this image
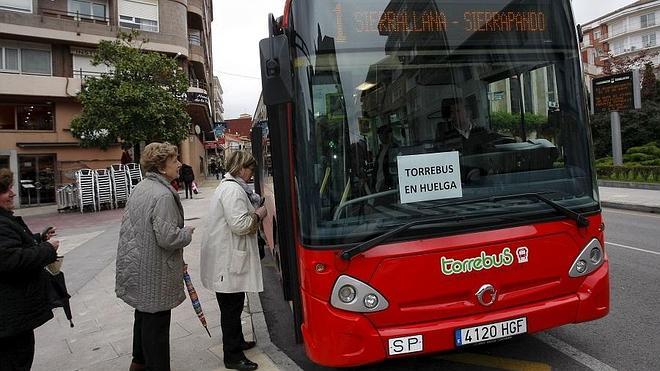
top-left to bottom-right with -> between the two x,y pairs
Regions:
183,266 -> 211,337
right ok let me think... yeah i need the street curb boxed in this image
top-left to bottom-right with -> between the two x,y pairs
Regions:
601,201 -> 660,214
598,180 -> 660,191
247,292 -> 303,371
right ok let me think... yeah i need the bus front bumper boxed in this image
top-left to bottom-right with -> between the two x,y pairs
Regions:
300,262 -> 609,368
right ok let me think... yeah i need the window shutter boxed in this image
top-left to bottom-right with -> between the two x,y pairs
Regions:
118,0 -> 158,21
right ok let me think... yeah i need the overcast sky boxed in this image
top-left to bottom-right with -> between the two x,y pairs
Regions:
212,0 -> 636,120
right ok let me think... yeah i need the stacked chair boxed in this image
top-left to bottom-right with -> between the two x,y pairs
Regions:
110,164 -> 130,207
94,169 -> 114,210
64,163 -> 143,213
56,184 -> 78,211
75,169 -> 97,213
125,163 -> 143,193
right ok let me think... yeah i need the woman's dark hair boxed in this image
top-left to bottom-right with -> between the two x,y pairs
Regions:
0,168 -> 14,194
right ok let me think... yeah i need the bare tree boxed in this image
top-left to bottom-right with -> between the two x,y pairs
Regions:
603,48 -> 659,74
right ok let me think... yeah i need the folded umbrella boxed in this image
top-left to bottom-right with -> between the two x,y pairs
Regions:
47,271 -> 74,327
183,266 -> 211,337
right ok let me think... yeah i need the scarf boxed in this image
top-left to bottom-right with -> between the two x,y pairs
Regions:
224,173 -> 262,207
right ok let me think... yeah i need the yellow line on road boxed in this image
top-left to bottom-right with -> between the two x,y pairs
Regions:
437,353 -> 552,371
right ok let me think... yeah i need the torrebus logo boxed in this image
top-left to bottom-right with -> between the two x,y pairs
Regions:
441,248 -> 515,276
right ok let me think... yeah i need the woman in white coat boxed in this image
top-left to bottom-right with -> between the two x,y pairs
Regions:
200,150 -> 267,371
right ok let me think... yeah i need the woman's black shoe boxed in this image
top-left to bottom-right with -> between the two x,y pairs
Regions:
240,341 -> 256,351
224,358 -> 258,371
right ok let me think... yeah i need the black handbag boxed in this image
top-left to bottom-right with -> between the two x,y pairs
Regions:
257,230 -> 266,260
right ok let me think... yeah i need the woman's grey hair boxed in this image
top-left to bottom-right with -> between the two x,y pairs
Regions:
225,150 -> 257,176
0,168 -> 14,194
140,142 -> 179,173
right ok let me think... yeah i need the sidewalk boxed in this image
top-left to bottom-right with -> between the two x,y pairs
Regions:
29,180 -> 288,371
599,186 -> 660,213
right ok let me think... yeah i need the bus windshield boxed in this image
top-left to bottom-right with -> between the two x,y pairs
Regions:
289,0 -> 598,246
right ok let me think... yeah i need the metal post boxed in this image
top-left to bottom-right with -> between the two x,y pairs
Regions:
611,111 -> 623,166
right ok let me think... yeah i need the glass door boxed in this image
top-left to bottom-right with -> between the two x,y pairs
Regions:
18,155 -> 56,206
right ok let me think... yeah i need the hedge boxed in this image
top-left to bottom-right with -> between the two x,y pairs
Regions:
596,166 -> 660,183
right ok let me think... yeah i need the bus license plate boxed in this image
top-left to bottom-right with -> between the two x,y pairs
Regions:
455,317 -> 527,347
388,335 -> 423,355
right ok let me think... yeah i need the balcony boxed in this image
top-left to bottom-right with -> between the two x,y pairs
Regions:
0,73 -> 81,97
189,79 -> 209,91
186,88 -> 213,132
188,0 -> 204,18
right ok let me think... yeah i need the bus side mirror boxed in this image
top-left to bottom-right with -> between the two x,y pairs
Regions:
576,24 -> 583,43
259,34 -> 293,106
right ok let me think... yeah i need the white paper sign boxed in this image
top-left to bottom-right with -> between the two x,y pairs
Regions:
397,152 -> 462,204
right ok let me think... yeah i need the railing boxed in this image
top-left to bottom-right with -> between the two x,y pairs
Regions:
188,33 -> 202,46
119,19 -> 158,33
609,23 -> 657,39
73,69 -> 108,79
189,79 -> 208,91
39,8 -> 111,26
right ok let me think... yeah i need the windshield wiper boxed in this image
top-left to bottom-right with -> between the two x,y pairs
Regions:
503,192 -> 590,228
340,192 -> 589,261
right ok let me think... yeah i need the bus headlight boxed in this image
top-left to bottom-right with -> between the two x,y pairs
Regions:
338,285 -> 356,303
331,275 -> 389,313
569,239 -> 605,277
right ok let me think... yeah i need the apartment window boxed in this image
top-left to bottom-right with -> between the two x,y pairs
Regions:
643,33 -> 657,48
612,42 -> 624,55
0,104 -> 55,131
641,13 -> 656,28
594,30 -> 601,40
69,0 -> 107,21
119,0 -> 159,32
21,49 -> 51,75
0,0 -> 32,13
0,47 -> 19,72
1,46 -> 51,75
610,22 -> 625,36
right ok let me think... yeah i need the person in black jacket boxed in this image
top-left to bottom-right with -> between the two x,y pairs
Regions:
0,168 -> 60,370
180,163 -> 195,199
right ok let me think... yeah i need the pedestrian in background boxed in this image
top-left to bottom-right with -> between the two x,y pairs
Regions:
115,143 -> 195,371
200,150 -> 267,371
180,163 -> 195,199
121,146 -> 133,165
0,168 -> 60,370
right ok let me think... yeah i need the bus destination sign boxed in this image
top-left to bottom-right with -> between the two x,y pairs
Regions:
349,9 -> 547,34
592,72 -> 640,113
330,1 -> 558,48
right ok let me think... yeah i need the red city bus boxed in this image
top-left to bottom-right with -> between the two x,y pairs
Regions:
253,0 -> 609,367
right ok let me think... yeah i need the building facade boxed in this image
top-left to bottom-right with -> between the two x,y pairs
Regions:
213,75 -> 224,122
581,0 -> 660,91
0,0 -> 215,208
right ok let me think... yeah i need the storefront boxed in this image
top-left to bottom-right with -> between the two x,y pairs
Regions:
17,154 -> 56,206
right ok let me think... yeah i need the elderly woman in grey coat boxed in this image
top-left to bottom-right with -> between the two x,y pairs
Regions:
115,142 -> 195,371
